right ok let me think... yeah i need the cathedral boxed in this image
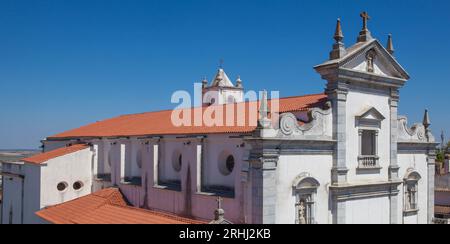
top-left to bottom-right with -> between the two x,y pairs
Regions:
1,12 -> 437,224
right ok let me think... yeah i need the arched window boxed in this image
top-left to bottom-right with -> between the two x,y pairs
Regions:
108,150 -> 113,167
172,151 -> 182,172
292,174 -> 320,224
136,149 -> 143,169
404,170 -> 421,212
227,96 -> 236,104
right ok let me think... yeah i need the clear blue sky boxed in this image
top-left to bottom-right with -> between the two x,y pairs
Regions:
0,0 -> 449,149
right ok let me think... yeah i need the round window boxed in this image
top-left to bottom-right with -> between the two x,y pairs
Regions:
226,155 -> 235,173
57,182 -> 68,192
218,154 -> 235,176
172,152 -> 182,172
73,181 -> 84,191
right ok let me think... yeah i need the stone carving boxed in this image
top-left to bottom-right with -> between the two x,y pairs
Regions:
397,116 -> 428,142
366,49 -> 376,73
279,102 -> 331,138
298,201 -> 307,224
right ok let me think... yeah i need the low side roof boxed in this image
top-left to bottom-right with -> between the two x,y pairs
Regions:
36,188 -> 206,224
21,144 -> 89,165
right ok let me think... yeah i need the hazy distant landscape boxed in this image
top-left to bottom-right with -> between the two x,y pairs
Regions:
0,150 -> 40,163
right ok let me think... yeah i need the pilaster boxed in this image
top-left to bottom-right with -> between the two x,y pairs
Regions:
389,89 -> 400,224
327,81 -> 349,185
427,150 -> 436,224
247,139 -> 279,224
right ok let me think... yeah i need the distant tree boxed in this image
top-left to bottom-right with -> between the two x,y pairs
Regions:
437,151 -> 444,162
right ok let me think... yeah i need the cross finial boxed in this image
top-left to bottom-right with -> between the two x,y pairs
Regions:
360,11 -> 370,30
357,11 -> 373,42
219,59 -> 224,69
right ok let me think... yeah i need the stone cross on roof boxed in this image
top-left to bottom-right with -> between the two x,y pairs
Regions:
360,11 -> 370,30
216,196 -> 223,210
357,11 -> 373,42
209,196 -> 232,224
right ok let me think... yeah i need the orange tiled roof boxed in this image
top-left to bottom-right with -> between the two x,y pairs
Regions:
22,144 -> 89,165
48,93 -> 328,139
36,188 -> 206,224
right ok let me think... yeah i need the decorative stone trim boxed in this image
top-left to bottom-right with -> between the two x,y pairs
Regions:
397,116 -> 428,143
278,102 -> 331,138
329,180 -> 402,201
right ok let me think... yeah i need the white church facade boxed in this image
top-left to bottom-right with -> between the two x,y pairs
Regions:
1,13 -> 437,224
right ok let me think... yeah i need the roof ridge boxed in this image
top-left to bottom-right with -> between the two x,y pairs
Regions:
118,92 -> 327,117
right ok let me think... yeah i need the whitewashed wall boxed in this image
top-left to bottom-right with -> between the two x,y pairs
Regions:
88,134 -> 247,223
345,196 -> 390,224
345,90 -> 391,182
1,163 -> 25,224
275,154 -> 333,224
398,153 -> 429,224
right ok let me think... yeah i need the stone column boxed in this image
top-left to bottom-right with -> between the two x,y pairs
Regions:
427,150 -> 436,224
248,142 -> 279,224
327,81 -> 349,185
389,89 -> 400,224
327,81 -> 348,224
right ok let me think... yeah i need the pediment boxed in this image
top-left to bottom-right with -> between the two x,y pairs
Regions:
355,107 -> 385,128
357,107 -> 386,121
341,40 -> 409,80
315,39 -> 410,82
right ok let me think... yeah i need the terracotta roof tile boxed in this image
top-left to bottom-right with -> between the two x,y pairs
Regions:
36,188 -> 206,224
71,205 -> 205,224
22,144 -> 89,165
48,94 -> 328,139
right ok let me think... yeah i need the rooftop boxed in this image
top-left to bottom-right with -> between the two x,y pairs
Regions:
48,93 -> 328,139
36,188 -> 207,224
22,144 -> 89,165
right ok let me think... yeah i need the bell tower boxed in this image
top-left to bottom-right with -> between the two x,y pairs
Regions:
202,67 -> 244,106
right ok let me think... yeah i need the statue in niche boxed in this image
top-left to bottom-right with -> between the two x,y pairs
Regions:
297,199 -> 307,224
366,50 -> 376,73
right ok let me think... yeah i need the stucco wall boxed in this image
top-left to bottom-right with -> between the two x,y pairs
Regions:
398,153 -> 428,224
1,163 -> 24,224
39,148 -> 93,208
345,196 -> 390,224
275,154 -> 333,224
345,90 -> 391,183
92,134 -> 248,223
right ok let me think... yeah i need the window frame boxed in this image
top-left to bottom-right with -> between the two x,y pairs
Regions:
292,175 -> 320,224
403,171 -> 421,213
357,128 -> 380,169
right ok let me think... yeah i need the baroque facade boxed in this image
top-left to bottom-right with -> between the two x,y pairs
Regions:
1,13 -> 437,224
